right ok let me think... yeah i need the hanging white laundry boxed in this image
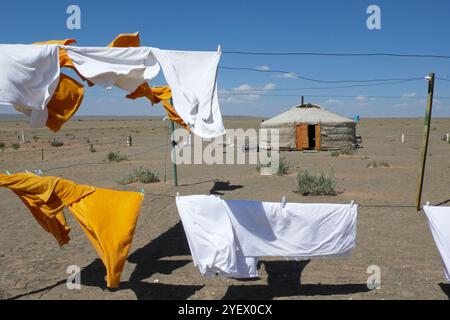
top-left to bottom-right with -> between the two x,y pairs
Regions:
152,49 -> 225,138
176,195 -> 357,278
0,44 -> 60,125
64,46 -> 226,138
176,195 -> 258,278
63,46 -> 160,92
423,205 -> 450,281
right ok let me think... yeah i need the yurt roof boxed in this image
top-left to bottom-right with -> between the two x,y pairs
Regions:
260,103 -> 355,127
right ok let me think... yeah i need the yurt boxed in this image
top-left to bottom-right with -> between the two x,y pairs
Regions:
260,103 -> 356,151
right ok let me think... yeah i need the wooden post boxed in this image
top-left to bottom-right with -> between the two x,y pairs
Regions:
416,73 -> 435,211
301,96 -> 304,107
169,98 -> 178,187
41,148 -> 44,161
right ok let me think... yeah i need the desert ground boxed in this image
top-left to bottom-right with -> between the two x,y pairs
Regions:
0,116 -> 450,300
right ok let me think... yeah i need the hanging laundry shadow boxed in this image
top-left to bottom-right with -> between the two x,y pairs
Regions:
6,279 -> 67,300
222,260 -> 371,300
77,222 -> 203,299
439,283 -> 450,300
210,180 -> 244,196
127,221 -> 192,283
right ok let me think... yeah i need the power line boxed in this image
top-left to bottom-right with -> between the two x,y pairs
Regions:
223,51 -> 450,59
219,66 -> 424,84
218,92 -> 450,99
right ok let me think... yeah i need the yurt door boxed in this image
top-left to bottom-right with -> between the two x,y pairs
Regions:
296,124 -> 309,150
315,124 -> 321,150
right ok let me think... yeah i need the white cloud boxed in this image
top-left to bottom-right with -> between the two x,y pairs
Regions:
356,95 -> 367,101
263,83 -> 276,90
256,65 -> 270,71
234,84 -> 253,91
402,92 -> 417,98
323,99 -> 342,105
272,73 -> 297,79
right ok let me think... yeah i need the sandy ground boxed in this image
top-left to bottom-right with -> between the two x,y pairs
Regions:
0,116 -> 450,300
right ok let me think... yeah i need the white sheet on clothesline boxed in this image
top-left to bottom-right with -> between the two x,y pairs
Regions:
424,205 -> 450,281
176,195 -> 358,278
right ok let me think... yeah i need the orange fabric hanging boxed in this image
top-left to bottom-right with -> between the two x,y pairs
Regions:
0,173 -> 143,288
127,83 -> 190,130
46,73 -> 85,132
108,32 -> 141,47
68,188 -> 143,288
0,173 -> 94,246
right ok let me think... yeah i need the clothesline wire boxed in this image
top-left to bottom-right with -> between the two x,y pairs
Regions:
222,51 -> 450,59
220,80 -> 426,91
219,91 -> 450,100
219,66 -> 425,84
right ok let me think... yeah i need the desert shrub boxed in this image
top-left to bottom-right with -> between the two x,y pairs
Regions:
367,161 -> 378,168
0,142 -> 5,149
107,151 -> 128,162
33,135 -> 39,140
49,139 -> 64,147
89,144 -> 96,153
257,156 -> 290,176
367,161 -> 390,168
340,148 -> 354,156
331,148 -> 355,157
11,143 -> 20,150
360,155 -> 370,160
117,167 -> 160,185
294,170 -> 337,196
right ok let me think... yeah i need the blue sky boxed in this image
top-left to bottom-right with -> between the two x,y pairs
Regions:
1,0 -> 450,118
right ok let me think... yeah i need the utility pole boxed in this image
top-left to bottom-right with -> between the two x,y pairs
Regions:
416,73 -> 435,211
169,98 -> 178,187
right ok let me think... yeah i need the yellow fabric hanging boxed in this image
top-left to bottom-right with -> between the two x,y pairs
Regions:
68,188 -> 143,288
46,73 -> 85,132
0,173 -> 143,288
108,32 -> 141,47
0,173 -> 94,246
127,83 -> 190,130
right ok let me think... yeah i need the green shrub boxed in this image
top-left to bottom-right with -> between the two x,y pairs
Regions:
294,170 -> 337,196
0,142 -> 5,149
11,143 -> 20,150
117,167 -> 160,185
50,139 -> 64,147
257,156 -> 290,176
107,151 -> 128,162
331,151 -> 340,157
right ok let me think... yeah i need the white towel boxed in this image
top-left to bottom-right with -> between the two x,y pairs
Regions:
0,44 -> 60,125
423,206 -> 450,280
176,195 -> 357,278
